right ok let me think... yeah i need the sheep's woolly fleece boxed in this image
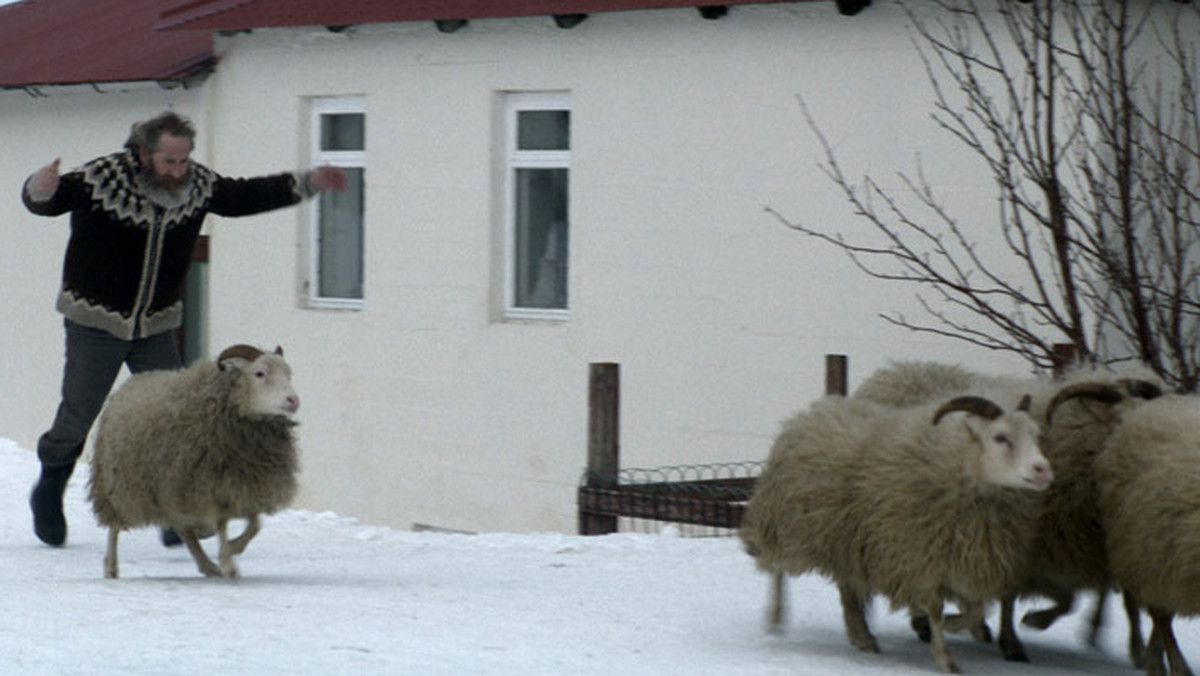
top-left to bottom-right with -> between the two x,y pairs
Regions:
0,437 -> 1194,675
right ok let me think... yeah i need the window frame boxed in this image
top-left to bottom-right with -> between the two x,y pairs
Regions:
503,91 -> 571,321
307,96 -> 366,310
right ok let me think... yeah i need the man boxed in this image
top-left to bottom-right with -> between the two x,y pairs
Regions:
22,111 -> 347,547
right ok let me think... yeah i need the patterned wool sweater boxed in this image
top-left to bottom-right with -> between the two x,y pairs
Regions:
23,150 -> 314,340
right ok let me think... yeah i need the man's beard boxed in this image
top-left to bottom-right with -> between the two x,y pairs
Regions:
137,164 -> 192,207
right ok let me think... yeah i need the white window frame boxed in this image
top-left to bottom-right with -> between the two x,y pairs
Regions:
503,91 -> 571,321
308,96 -> 366,310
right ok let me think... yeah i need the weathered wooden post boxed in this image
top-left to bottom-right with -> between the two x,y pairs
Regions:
580,362 -> 620,535
826,354 -> 848,396
1051,343 -> 1077,377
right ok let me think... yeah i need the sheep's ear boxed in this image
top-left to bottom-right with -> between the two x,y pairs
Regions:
274,345 -> 284,357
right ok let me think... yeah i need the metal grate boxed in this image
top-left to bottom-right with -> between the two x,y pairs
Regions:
578,461 -> 763,536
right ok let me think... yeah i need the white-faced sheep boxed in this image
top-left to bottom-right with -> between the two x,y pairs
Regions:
88,344 -> 300,579
852,360 -> 1157,666
740,393 -> 1052,674
1055,385 -> 1200,676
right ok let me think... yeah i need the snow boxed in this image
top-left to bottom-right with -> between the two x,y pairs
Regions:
2,437 -> 1191,675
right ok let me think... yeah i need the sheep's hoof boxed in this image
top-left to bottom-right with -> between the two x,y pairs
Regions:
849,635 -> 880,654
1131,640 -> 1147,669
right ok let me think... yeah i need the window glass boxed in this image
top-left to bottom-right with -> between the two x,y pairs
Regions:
321,113 -> 365,151
518,111 -> 570,151
514,168 -> 569,309
317,167 -> 364,299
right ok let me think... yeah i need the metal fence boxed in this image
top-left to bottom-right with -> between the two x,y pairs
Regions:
577,461 -> 763,537
578,356 -> 848,536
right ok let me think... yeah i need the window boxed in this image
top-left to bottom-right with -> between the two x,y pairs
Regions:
309,97 -> 365,307
504,92 -> 570,319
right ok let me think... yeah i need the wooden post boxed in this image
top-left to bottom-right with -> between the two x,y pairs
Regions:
580,362 -> 620,535
826,354 -> 848,396
1051,343 -> 1077,377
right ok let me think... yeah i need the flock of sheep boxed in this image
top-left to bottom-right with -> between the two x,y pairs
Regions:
740,360 -> 1200,675
72,341 -> 1197,674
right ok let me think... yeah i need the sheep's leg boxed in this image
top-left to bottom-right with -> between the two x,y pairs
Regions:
924,602 -> 962,675
1085,589 -> 1107,648
1147,606 -> 1193,676
944,602 -> 990,643
228,515 -> 261,556
216,519 -> 239,579
998,595 -> 1029,662
1022,588 -> 1074,630
1126,589 -> 1147,669
766,571 -> 787,633
179,527 -> 222,578
1146,609 -> 1171,676
837,582 -> 878,654
104,528 -> 120,579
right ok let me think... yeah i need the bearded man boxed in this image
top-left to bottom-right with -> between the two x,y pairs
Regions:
21,110 -> 347,547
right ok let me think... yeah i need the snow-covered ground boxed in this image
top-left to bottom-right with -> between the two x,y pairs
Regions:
2,437 -> 1190,675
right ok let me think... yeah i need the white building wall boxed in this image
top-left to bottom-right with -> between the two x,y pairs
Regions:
0,85 -> 212,453
201,1 -> 1028,534
0,1 -> 1029,534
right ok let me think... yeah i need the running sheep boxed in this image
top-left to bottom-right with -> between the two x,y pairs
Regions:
1055,384 -> 1200,676
88,344 -> 300,579
854,360 -> 1158,666
739,392 -> 1052,674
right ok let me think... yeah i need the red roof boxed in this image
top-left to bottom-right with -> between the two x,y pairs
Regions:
0,0 -> 213,88
158,0 -> 808,31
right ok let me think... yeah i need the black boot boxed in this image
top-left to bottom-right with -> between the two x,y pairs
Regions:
30,462 -> 75,547
161,526 -> 215,547
161,528 -> 183,547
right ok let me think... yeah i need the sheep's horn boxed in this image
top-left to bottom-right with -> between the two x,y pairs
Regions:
217,344 -> 265,371
932,396 -> 1004,425
1045,383 -> 1123,423
274,345 -> 284,357
1117,378 -> 1164,401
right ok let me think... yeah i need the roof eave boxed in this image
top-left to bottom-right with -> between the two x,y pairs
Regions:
1,58 -> 216,96
157,0 -> 824,31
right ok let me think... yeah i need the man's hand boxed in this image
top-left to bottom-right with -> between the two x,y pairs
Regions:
31,158 -> 61,198
308,165 -> 348,193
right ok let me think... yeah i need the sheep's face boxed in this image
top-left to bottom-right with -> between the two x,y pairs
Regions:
232,354 -> 300,419
963,413 -> 1053,491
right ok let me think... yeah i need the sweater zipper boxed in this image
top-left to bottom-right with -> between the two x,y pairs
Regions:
132,206 -> 167,339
